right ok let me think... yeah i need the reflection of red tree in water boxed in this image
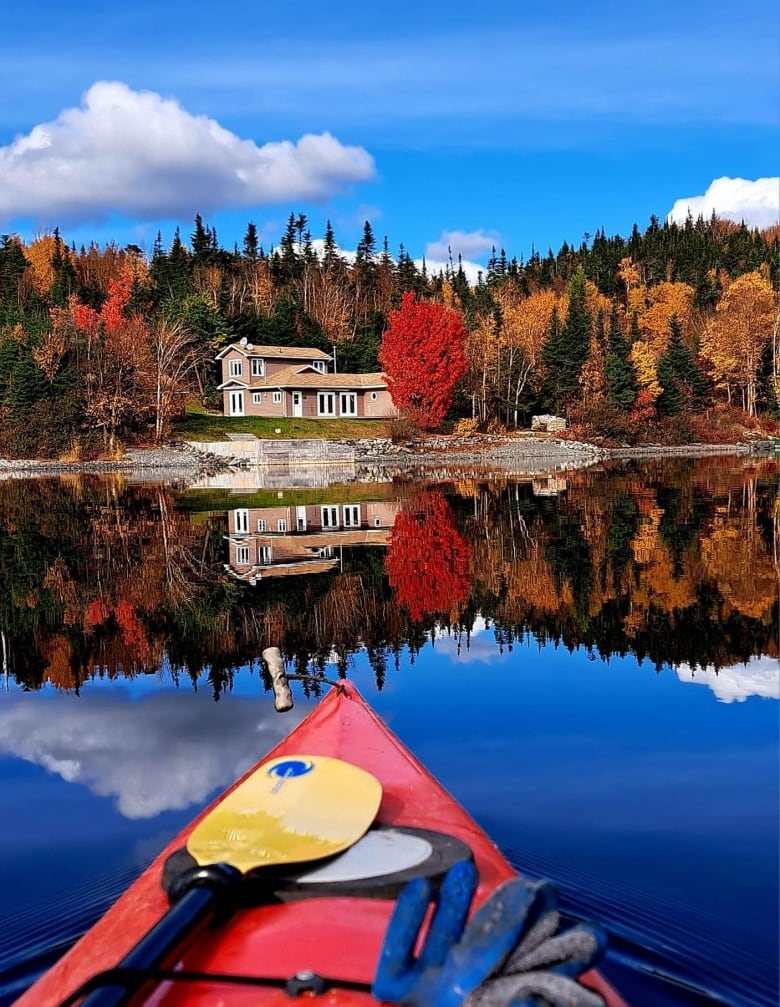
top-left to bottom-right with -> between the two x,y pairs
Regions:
385,491 -> 472,621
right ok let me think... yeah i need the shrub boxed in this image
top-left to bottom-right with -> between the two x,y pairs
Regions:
388,416 -> 421,444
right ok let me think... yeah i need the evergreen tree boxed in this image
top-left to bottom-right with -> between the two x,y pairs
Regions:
355,220 -> 376,264
542,267 -> 591,412
323,220 -> 338,267
191,214 -> 211,262
242,223 -> 259,261
657,315 -> 708,416
277,212 -> 301,282
605,305 -> 638,408
49,228 -> 77,306
0,235 -> 29,310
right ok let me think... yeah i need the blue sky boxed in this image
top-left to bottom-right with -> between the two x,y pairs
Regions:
1,0 -> 778,278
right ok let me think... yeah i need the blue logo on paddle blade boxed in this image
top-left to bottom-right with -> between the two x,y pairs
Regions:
268,759 -> 314,791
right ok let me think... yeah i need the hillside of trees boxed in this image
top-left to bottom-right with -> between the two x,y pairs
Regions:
0,211 -> 777,458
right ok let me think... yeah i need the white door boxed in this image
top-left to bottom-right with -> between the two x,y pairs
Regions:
292,391 -> 303,417
229,390 -> 245,416
296,506 -> 307,531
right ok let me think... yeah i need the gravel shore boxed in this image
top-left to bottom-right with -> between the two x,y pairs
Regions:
0,434 -> 774,482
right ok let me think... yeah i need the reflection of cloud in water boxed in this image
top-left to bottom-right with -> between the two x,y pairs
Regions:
433,616 -> 503,664
675,656 -> 779,704
0,689 -> 305,819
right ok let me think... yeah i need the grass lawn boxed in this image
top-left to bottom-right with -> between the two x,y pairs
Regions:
177,481 -> 404,514
174,407 -> 393,442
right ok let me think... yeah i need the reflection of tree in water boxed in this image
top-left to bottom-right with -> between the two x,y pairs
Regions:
385,489 -> 472,622
1,458 -> 778,696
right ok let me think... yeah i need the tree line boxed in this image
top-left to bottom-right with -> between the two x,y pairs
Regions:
0,211 -> 778,456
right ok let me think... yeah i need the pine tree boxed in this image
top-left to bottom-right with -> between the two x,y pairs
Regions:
355,221 -> 376,264
242,223 -> 259,262
657,315 -> 708,415
49,228 -> 77,306
191,214 -> 211,262
605,305 -> 638,409
542,267 -> 591,412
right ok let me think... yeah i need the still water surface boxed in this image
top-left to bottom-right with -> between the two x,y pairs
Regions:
0,457 -> 777,1006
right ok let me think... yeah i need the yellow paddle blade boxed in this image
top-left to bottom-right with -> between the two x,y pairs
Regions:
187,755 -> 382,874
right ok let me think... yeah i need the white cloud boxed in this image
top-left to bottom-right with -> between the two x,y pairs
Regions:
0,688 -> 305,819
425,229 -> 501,262
674,656 -> 780,704
667,177 -> 780,231
0,81 -> 376,225
432,616 -> 504,664
417,256 -> 485,286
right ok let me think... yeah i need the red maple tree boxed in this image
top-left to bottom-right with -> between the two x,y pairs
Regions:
385,490 -> 472,621
379,292 -> 467,430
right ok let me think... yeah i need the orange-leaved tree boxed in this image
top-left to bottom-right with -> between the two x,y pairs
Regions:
379,292 -> 467,430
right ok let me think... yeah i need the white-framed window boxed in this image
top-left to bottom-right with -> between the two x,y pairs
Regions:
340,392 -> 358,416
250,358 -> 265,377
277,519 -> 287,533
343,505 -> 360,527
318,546 -> 334,559
234,509 -> 249,534
312,360 -> 326,373
259,546 -> 273,565
257,518 -> 266,532
374,516 -> 382,527
229,358 -> 242,377
252,392 -> 262,404
236,545 -> 250,565
272,391 -> 282,404
318,391 -> 336,416
369,391 -> 378,401
321,506 -> 339,528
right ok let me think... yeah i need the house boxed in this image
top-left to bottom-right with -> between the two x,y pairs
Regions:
224,500 -> 401,583
215,340 -> 396,419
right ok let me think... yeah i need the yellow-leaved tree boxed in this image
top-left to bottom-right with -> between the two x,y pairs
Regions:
700,271 -> 776,415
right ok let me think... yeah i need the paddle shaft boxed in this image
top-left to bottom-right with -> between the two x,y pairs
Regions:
77,881 -> 226,1007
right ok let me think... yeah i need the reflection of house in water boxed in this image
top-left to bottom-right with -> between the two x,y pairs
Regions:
225,501 -> 401,583
532,475 -> 568,496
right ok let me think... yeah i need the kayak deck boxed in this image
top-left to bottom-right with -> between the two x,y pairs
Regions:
18,682 -> 626,1006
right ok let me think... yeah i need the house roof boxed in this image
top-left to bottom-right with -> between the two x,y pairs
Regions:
216,342 -> 332,361
216,378 -> 250,390
254,365 -> 388,390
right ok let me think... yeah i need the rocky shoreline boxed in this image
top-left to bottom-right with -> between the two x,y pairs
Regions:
0,434 -> 774,482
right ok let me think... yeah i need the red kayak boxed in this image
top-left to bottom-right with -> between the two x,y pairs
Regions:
17,682 -> 627,1007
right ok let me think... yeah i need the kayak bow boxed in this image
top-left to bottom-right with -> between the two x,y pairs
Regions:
16,682 -> 627,1007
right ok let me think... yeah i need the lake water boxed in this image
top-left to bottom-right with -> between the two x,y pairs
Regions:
0,457 -> 777,1006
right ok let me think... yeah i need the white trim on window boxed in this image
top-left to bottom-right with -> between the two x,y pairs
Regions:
277,519 -> 287,533
369,391 -> 378,401
252,392 -> 262,404
236,545 -> 250,565
229,359 -> 242,377
343,504 -> 360,527
234,509 -> 249,534
340,391 -> 358,417
250,358 -> 265,377
272,390 -> 282,404
321,505 -> 339,528
312,360 -> 326,373
257,519 -> 266,532
318,391 -> 336,416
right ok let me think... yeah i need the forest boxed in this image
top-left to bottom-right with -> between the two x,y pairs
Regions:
0,211 -> 778,458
